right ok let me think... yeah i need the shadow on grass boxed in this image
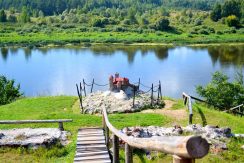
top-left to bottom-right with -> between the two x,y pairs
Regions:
196,106 -> 207,126
133,149 -> 147,163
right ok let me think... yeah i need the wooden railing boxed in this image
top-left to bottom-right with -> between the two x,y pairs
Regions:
224,104 -> 244,116
0,119 -> 73,131
102,107 -> 209,163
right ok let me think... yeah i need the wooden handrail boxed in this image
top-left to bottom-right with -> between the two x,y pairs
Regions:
228,104 -> 243,111
0,119 -> 73,131
102,107 -> 209,163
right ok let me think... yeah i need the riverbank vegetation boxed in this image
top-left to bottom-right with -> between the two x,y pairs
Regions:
0,96 -> 243,162
196,70 -> 244,109
0,0 -> 243,46
0,75 -> 22,105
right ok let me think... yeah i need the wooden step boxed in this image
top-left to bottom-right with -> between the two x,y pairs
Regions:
74,159 -> 111,163
74,127 -> 110,163
74,154 -> 110,161
77,140 -> 105,145
75,151 -> 108,157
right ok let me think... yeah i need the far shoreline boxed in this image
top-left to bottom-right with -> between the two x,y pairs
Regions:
1,42 -> 244,49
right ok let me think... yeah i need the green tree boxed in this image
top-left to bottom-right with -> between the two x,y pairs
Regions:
20,6 -> 30,23
226,15 -> 240,27
210,3 -> 222,21
0,9 -> 7,22
221,0 -> 241,18
0,75 -> 22,105
196,71 -> 244,110
8,15 -> 17,23
154,17 -> 170,31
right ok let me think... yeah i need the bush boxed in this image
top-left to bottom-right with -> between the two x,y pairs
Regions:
0,75 -> 22,105
216,31 -> 223,35
199,29 -> 209,35
154,17 -> 170,31
226,15 -> 240,27
196,71 -> 244,110
8,15 -> 17,23
194,18 -> 203,26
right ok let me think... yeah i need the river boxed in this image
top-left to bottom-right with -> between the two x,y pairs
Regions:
0,44 -> 243,98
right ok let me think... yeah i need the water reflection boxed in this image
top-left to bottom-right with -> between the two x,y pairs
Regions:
208,46 -> 244,67
90,45 -> 170,63
0,45 -> 243,97
1,45 -> 171,64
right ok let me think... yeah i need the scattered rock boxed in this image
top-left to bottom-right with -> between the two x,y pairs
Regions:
0,128 -> 71,148
121,124 -> 241,153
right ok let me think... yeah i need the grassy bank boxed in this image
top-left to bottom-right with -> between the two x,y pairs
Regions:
1,31 -> 244,47
0,96 -> 243,162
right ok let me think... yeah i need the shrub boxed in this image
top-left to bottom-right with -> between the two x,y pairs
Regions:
210,3 -> 222,22
216,31 -> 223,35
154,17 -> 170,31
0,75 -> 22,105
226,15 -> 240,27
194,18 -> 203,26
199,29 -> 209,35
8,15 -> 17,23
196,71 -> 244,110
0,9 -> 7,22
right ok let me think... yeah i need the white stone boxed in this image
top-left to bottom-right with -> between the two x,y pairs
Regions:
0,128 -> 70,148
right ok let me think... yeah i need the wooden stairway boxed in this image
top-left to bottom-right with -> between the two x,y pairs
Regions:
74,128 -> 111,163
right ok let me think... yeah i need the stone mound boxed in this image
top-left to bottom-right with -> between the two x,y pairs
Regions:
82,90 -> 162,114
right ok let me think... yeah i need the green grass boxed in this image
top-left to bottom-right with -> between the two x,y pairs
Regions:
0,31 -> 243,47
0,96 -> 243,162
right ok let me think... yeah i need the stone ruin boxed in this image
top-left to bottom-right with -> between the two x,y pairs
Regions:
82,73 -> 163,114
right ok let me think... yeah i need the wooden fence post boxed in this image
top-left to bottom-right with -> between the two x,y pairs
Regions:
113,134 -> 119,163
58,122 -> 64,131
103,114 -> 109,148
132,85 -> 136,108
138,78 -> 140,90
188,96 -> 193,125
125,143 -> 133,163
159,80 -> 162,100
157,81 -> 160,104
83,79 -> 86,97
76,84 -> 83,113
151,83 -> 153,106
90,78 -> 94,93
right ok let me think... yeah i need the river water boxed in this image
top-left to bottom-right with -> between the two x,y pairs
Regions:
0,45 -> 243,98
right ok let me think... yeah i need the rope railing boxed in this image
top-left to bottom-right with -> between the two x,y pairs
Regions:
76,78 -> 163,113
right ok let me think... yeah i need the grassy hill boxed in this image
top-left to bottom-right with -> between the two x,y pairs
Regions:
0,96 -> 243,162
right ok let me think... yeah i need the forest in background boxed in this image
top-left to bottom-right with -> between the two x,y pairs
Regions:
0,0 -> 243,46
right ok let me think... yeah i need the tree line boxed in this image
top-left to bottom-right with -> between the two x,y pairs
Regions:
210,0 -> 243,27
0,0 -> 225,16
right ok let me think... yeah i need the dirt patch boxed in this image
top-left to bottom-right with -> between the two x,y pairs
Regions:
72,99 -> 81,114
142,100 -> 187,120
164,100 -> 176,109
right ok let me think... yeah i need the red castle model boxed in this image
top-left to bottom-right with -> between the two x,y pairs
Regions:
109,73 -> 138,92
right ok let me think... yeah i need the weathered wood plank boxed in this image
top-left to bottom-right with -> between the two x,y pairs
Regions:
74,128 -> 111,163
75,151 -> 108,157
0,119 -> 72,124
